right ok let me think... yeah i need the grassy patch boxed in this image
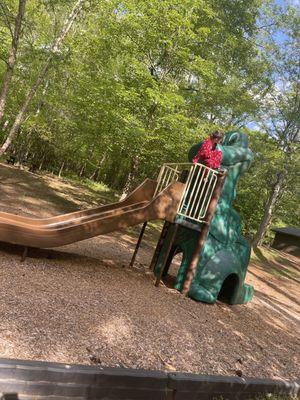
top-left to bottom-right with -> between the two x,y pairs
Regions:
251,246 -> 299,280
46,173 -> 121,206
76,177 -> 119,204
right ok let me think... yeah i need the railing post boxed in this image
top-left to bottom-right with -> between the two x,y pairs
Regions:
181,170 -> 227,296
149,221 -> 170,270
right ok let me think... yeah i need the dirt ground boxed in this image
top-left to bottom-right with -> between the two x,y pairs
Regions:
0,163 -> 299,381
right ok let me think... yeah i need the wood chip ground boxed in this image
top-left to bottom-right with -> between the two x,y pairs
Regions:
0,163 -> 299,381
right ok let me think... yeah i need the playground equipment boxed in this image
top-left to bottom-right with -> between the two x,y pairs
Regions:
0,131 -> 253,304
0,179 -> 184,248
148,131 -> 254,304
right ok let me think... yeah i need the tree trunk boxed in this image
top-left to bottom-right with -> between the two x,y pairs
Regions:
2,120 -> 9,131
29,154 -> 40,173
39,152 -> 46,170
35,80 -> 49,116
90,167 -> 100,181
17,143 -> 25,169
89,153 -> 106,181
0,0 -> 85,156
78,163 -> 85,178
120,155 -> 140,199
252,170 -> 287,247
58,161 -> 65,177
0,0 -> 26,122
19,147 -> 30,170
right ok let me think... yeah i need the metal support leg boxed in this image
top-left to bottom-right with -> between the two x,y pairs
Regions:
155,223 -> 179,287
129,221 -> 148,267
21,246 -> 28,262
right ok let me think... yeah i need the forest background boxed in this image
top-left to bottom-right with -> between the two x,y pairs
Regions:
0,0 -> 299,245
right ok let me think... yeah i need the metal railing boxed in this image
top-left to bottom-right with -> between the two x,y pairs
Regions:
155,163 -> 221,224
154,164 -> 181,197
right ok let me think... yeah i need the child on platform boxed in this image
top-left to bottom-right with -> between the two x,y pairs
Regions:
192,130 -> 223,169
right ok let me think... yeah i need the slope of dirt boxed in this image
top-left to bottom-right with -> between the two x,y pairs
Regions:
0,163 -> 299,381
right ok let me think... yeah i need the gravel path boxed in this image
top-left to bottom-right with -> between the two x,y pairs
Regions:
0,163 -> 299,381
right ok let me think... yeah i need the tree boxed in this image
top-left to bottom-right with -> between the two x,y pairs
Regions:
0,0 -> 26,122
0,0 -> 86,156
1,0 -> 287,217
252,4 -> 300,246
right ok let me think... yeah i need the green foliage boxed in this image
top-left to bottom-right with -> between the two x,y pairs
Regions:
235,129 -> 299,241
0,0 -> 298,239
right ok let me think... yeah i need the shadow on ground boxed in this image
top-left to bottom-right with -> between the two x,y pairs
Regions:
0,163 -> 117,218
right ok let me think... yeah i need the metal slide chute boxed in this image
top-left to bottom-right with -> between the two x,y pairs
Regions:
0,179 -> 184,248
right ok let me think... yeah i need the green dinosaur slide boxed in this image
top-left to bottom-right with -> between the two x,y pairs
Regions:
154,131 -> 254,305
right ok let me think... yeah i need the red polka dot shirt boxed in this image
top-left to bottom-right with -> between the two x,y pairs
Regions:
192,137 -> 222,169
